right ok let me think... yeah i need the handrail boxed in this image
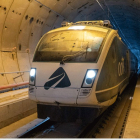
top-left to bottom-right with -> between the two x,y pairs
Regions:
0,71 -> 29,74
0,71 -> 30,91
0,82 -> 29,90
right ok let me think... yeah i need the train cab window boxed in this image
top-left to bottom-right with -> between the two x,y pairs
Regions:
111,37 -> 117,62
33,28 -> 108,63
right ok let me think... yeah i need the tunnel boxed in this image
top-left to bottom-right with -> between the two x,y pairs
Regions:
0,0 -> 140,138
0,0 -> 140,87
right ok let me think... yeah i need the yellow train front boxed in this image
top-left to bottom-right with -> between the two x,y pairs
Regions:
28,21 -> 138,122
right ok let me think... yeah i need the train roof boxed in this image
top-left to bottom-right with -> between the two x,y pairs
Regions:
47,20 -> 116,34
61,20 -> 112,28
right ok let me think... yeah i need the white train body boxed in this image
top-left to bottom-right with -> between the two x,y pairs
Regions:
29,21 -> 138,122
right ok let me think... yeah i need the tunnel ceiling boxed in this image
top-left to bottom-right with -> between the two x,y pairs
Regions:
0,0 -> 140,86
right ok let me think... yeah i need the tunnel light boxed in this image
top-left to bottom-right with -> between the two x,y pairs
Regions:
68,26 -> 85,30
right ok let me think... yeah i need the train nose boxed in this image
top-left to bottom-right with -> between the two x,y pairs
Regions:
44,67 -> 71,90
34,63 -> 98,105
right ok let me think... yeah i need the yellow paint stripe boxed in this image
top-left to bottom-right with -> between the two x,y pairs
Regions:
95,77 -> 128,93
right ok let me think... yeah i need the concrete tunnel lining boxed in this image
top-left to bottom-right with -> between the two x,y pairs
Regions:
0,0 -> 140,87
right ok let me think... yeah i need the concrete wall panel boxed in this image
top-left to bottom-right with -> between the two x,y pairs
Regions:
0,0 -> 13,50
2,52 -> 23,84
53,17 -> 64,29
0,106 -> 9,122
41,25 -> 52,36
43,0 -> 58,9
17,53 -> 30,82
67,9 -> 79,21
0,52 -> 8,86
51,0 -> 67,14
66,0 -> 94,21
40,11 -> 57,38
22,99 -> 37,112
18,0 -> 43,53
0,90 -> 36,129
1,0 -> 30,51
8,101 -> 23,118
28,6 -> 48,54
45,12 -> 57,28
68,0 -> 89,9
61,5 -> 73,20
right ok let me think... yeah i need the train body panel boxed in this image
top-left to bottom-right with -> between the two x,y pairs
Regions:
129,51 -> 138,74
28,20 -> 138,122
96,36 -> 129,104
31,63 -> 99,105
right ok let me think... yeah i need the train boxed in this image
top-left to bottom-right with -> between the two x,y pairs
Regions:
28,20 -> 138,123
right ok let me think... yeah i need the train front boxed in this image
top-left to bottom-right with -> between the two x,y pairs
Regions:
29,25 -> 109,122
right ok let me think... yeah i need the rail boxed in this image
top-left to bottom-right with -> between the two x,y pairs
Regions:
0,71 -> 29,75
0,81 -> 29,90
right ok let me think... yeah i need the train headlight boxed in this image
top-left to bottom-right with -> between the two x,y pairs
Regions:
29,68 -> 36,86
87,70 -> 96,78
30,69 -> 35,77
82,69 -> 98,88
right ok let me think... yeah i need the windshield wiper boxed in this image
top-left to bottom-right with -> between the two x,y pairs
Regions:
60,45 -> 89,65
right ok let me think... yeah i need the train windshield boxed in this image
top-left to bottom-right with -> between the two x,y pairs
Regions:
33,29 -> 108,63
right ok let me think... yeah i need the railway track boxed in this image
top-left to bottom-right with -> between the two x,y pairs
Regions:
78,75 -> 137,138
18,75 -> 137,138
18,119 -> 56,138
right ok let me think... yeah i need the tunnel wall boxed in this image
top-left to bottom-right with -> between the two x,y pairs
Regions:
0,0 -> 109,86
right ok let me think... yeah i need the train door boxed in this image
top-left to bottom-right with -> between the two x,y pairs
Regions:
126,50 -> 130,77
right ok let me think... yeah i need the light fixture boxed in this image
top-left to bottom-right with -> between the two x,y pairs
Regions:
87,70 -> 96,78
82,69 -> 98,88
30,69 -> 36,77
68,26 -> 85,30
29,68 -> 36,85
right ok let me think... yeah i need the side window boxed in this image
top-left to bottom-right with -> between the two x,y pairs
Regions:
111,37 -> 117,63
